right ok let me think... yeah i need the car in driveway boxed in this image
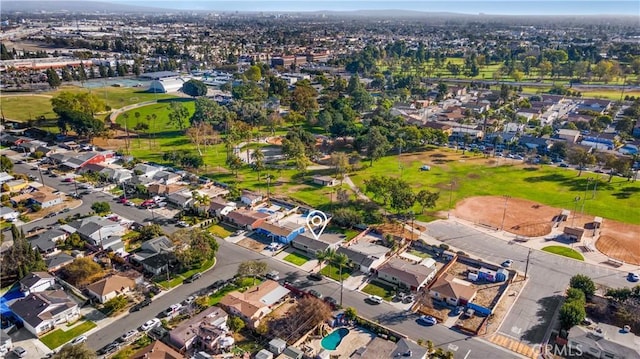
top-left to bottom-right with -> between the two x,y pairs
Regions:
366,295 -> 383,304
628,272 -> 639,282
140,318 -> 161,331
164,303 -> 182,316
12,346 -> 27,358
502,259 -> 514,267
417,315 -> 437,326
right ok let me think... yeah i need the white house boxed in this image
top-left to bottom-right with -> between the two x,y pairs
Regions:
241,190 -> 263,207
10,290 -> 79,336
0,206 -> 19,221
65,216 -> 126,246
19,272 -> 55,295
336,242 -> 391,273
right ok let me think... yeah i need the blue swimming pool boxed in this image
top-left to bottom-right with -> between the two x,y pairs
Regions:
321,327 -> 349,350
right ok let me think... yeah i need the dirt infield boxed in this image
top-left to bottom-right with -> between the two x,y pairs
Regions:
454,196 -> 558,237
454,196 -> 640,265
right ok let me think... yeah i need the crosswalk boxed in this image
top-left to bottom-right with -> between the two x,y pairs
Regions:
486,333 -> 538,358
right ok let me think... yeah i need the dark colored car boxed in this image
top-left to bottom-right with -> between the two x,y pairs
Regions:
307,273 -> 323,281
184,272 -> 202,283
98,342 -> 119,355
324,296 -> 338,309
44,212 -> 57,218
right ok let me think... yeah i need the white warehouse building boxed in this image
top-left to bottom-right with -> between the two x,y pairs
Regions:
148,77 -> 185,93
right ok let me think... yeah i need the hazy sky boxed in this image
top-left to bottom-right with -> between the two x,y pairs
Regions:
103,0 -> 639,15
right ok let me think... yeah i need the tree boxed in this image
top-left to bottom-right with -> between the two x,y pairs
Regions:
244,65 -> 262,82
237,260 -> 268,285
251,149 -> 265,180
0,155 -> 13,172
566,288 -> 586,304
344,307 -> 357,320
190,97 -> 231,129
91,201 -> 111,215
168,102 -> 190,131
103,295 -> 128,315
182,79 -> 208,97
366,127 -> 390,166
331,208 -> 363,228
186,122 -> 218,156
266,296 -> 332,342
290,80 -> 318,113
227,154 -> 244,177
46,68 -> 61,88
51,343 -> 96,359
567,147 -> 596,177
569,274 -> 596,299
416,190 -> 440,213
227,316 -> 246,333
333,252 -> 350,306
330,152 -> 349,179
139,224 -> 164,241
51,92 -> 105,117
559,300 -> 586,329
389,179 -> 415,214
63,257 -> 103,286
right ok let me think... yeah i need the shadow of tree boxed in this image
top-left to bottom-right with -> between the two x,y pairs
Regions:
612,187 -> 640,199
375,310 -> 420,326
520,294 -> 563,343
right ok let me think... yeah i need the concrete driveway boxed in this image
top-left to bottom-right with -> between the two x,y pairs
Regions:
8,328 -> 52,358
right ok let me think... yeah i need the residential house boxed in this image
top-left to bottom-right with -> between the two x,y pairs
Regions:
132,236 -> 175,263
577,99 -> 612,114
85,275 -> 135,303
148,183 -> 186,196
337,242 -> 391,273
19,272 -> 55,295
131,340 -> 185,359
0,206 -> 19,221
518,135 -> 551,153
556,129 -> 581,143
255,349 -> 274,359
166,191 -> 193,208
225,209 -> 269,230
5,179 -> 29,192
352,337 -> 427,359
282,346 -> 304,359
61,151 -> 113,170
429,273 -> 477,306
10,289 -> 80,336
377,257 -> 438,292
240,191 -> 263,207
255,222 -> 304,244
45,252 -> 74,272
141,252 -> 176,276
567,323 -> 640,359
18,140 -> 47,153
100,167 -> 133,183
169,306 -> 229,352
30,189 -> 63,208
29,228 -> 67,256
312,176 -> 339,187
133,163 -> 162,178
291,233 -> 344,258
219,280 -> 290,328
208,198 -> 236,218
0,171 -> 14,185
64,216 -> 126,247
152,170 -> 181,185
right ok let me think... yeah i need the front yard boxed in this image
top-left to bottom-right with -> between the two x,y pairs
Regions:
283,252 -> 310,266
40,321 -> 97,349
319,264 -> 352,281
156,258 -> 216,289
361,280 -> 396,301
208,223 -> 234,238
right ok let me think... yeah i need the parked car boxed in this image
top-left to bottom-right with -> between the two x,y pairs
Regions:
628,272 -> 639,282
69,335 -> 87,345
184,296 -> 196,305
140,318 -> 161,331
324,296 -> 338,309
366,295 -> 383,304
265,270 -> 280,280
184,272 -> 202,283
176,221 -> 189,227
120,330 -> 138,342
62,177 -> 74,182
98,342 -> 120,355
307,272 -> 323,281
44,212 -> 57,218
308,289 -> 323,299
402,294 -> 415,303
417,315 -> 437,326
12,346 -> 27,358
559,163 -> 569,168
502,259 -> 514,267
164,303 -> 182,316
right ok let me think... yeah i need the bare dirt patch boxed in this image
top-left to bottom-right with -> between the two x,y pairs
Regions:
595,220 -> 640,265
237,237 -> 267,252
373,221 -> 421,240
454,196 -> 558,237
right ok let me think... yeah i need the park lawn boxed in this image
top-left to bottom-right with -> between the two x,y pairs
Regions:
319,264 -> 352,281
361,281 -> 396,301
0,95 -> 58,121
54,85 -> 177,109
40,321 -> 97,349
354,149 -> 640,225
542,246 -> 585,261
283,252 -> 310,266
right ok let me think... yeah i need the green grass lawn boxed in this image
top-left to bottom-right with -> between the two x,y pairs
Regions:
541,245 -> 585,261
361,281 -> 396,301
283,252 -> 311,266
208,224 -> 233,238
408,249 -> 431,258
156,258 -> 216,288
40,321 -> 97,349
319,264 -> 352,281
354,149 -> 640,224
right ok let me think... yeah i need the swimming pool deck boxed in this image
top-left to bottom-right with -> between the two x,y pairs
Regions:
308,326 -> 375,358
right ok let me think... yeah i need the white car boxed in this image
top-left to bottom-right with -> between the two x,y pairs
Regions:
140,318 -> 161,331
12,347 -> 27,358
120,330 -> 138,342
69,335 -> 87,345
367,295 -> 383,304
164,303 -> 182,316
184,296 -> 195,305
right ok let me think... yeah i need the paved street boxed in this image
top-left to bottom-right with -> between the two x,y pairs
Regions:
425,220 -> 630,345
9,161 -> 521,358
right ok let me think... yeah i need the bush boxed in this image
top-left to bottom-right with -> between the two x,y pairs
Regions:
569,274 -> 596,299
439,244 -> 450,251
103,295 -> 128,315
559,300 -> 586,329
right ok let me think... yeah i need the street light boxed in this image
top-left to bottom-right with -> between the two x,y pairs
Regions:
571,196 -> 581,227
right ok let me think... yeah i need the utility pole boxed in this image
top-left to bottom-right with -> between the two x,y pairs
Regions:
448,182 -> 454,219
571,196 -> 581,227
500,195 -> 511,231
580,178 -> 591,215
524,248 -> 532,279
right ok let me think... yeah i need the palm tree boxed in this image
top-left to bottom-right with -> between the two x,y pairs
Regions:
191,191 -> 211,217
252,148 -> 265,181
315,249 -> 327,270
321,247 -> 336,276
332,252 -> 349,306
